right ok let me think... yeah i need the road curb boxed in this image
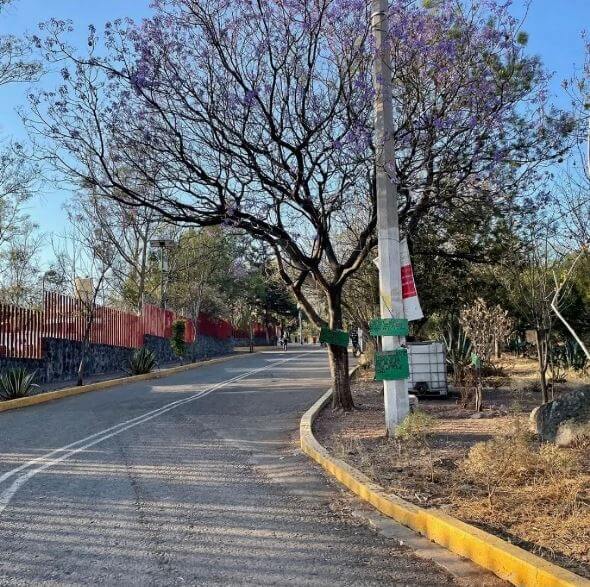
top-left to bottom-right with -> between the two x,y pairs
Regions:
0,351 -> 260,414
300,384 -> 589,587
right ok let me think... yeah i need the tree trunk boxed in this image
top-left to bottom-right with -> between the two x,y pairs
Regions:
539,366 -> 549,403
475,376 -> 483,412
77,307 -> 97,386
536,329 -> 549,404
328,343 -> 353,411
77,339 -> 88,386
326,287 -> 354,411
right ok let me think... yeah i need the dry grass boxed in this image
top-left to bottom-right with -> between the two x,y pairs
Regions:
454,437 -> 590,577
461,425 -> 577,492
315,355 -> 590,578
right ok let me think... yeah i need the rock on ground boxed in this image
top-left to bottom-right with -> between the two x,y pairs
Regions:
530,388 -> 590,442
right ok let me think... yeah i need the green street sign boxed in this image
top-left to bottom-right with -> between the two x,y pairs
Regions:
369,318 -> 409,337
319,327 -> 349,348
375,349 -> 410,381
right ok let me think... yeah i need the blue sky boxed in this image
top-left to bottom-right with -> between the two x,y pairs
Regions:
511,0 -> 589,96
0,0 -> 589,265
0,0 -> 153,259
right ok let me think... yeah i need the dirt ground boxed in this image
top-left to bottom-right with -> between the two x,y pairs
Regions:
314,355 -> 590,579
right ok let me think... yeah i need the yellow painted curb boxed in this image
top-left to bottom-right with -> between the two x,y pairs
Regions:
0,351 -> 260,414
300,386 -> 590,587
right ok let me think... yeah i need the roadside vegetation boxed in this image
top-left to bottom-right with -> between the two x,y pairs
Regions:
127,348 -> 157,376
0,368 -> 38,400
317,357 -> 590,578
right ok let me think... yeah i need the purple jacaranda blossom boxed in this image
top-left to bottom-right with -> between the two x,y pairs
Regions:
28,0 -> 572,320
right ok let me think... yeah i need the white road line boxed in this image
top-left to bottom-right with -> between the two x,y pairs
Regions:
0,351 -> 310,514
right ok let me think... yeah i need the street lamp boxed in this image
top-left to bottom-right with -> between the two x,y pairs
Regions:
149,238 -> 175,309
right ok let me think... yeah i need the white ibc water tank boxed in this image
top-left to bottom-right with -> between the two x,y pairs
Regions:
407,342 -> 448,396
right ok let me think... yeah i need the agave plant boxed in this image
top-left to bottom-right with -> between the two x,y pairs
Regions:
127,347 -> 157,375
442,325 -> 473,375
0,368 -> 39,400
562,339 -> 588,375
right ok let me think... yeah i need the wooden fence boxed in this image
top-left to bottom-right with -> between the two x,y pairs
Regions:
0,292 -> 235,360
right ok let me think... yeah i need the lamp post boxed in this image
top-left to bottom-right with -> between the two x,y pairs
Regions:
149,238 -> 175,309
372,0 -> 409,434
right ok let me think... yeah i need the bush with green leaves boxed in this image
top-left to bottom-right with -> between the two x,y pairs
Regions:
550,338 -> 589,381
563,339 -> 588,374
128,347 -> 157,375
506,336 -> 529,357
0,368 -> 39,400
170,320 -> 186,359
394,410 -> 435,442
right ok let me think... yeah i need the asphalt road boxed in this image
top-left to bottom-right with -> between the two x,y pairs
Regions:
0,347 -> 456,586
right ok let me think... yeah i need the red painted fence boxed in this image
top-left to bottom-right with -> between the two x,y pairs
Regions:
0,292 -> 235,360
232,323 -> 268,340
0,304 -> 43,359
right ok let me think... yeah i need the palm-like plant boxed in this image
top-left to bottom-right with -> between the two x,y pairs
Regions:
0,368 -> 39,400
442,326 -> 473,375
127,347 -> 157,375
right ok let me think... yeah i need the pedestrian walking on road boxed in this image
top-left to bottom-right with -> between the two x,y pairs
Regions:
350,327 -> 360,357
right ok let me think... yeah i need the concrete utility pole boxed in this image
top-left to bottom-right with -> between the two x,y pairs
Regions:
371,0 -> 410,433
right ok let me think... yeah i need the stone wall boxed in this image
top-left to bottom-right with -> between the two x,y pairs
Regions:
0,334 -> 234,385
143,334 -> 179,364
0,338 -> 134,384
43,337 -> 134,384
189,334 -> 233,360
144,334 -> 233,364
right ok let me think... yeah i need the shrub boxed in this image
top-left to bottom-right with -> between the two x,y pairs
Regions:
394,410 -> 435,442
170,319 -> 186,359
0,368 -> 38,400
442,325 -> 472,377
128,347 -> 157,375
462,431 -> 579,499
562,339 -> 588,375
455,367 -> 478,409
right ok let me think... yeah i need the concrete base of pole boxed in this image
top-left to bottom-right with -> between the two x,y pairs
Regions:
384,379 -> 410,436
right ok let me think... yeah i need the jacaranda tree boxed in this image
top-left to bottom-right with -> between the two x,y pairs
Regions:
27,0 -> 572,409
